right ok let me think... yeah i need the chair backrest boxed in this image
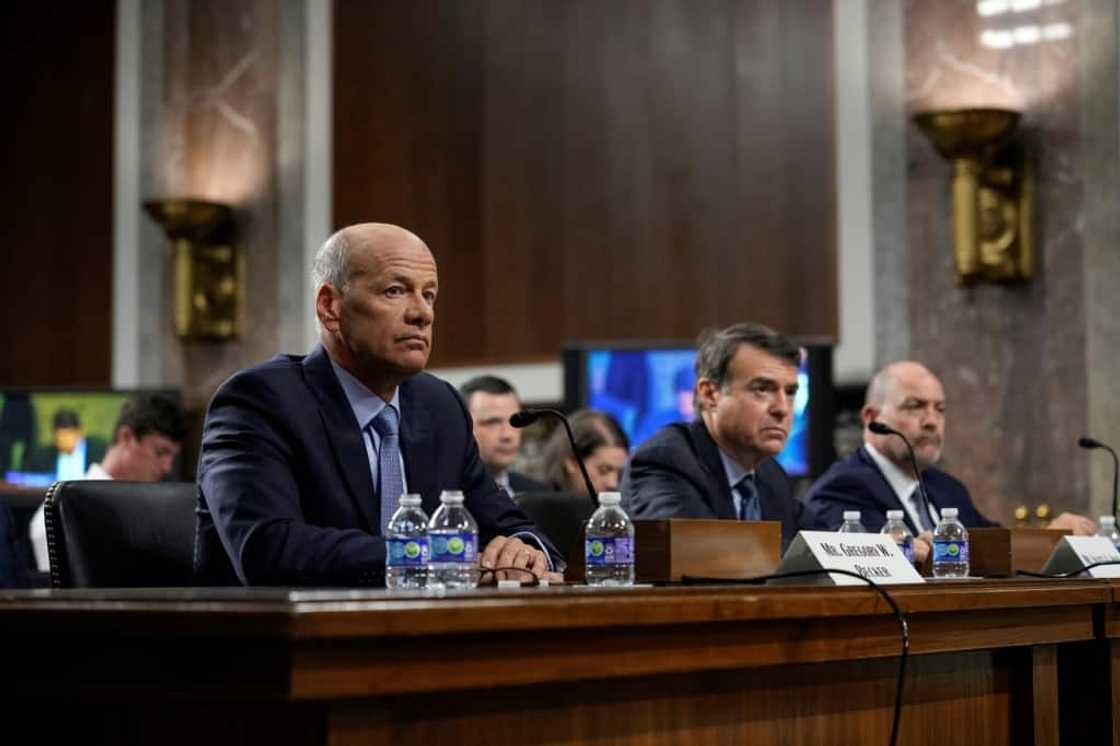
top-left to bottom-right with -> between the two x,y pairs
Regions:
44,480 -> 198,588
515,491 -> 595,566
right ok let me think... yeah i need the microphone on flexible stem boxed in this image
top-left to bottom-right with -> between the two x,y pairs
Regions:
510,409 -> 599,507
1078,436 -> 1119,520
869,421 -> 933,525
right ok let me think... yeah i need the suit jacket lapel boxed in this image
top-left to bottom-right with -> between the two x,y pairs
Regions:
302,346 -> 379,532
857,447 -> 920,535
399,379 -> 437,514
689,421 -> 739,519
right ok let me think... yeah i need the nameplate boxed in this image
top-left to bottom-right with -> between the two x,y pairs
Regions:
774,531 -> 925,586
1040,536 -> 1120,578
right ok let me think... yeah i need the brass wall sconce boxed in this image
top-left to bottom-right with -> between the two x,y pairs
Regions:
912,108 -> 1033,284
143,198 -> 242,341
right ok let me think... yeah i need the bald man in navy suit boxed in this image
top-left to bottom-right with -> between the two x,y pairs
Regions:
804,361 -> 1095,563
195,224 -> 561,586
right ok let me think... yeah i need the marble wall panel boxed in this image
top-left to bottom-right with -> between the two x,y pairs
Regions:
899,0 -> 1105,522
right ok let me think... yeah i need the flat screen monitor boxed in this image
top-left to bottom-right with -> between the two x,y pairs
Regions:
563,341 -> 834,478
0,388 -> 183,487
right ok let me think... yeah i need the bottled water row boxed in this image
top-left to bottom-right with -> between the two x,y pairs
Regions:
839,507 -> 970,578
385,490 -> 478,590
385,489 -> 638,589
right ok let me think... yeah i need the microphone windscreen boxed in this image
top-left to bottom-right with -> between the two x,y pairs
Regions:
509,411 -> 538,428
868,421 -> 893,435
1079,436 -> 1101,449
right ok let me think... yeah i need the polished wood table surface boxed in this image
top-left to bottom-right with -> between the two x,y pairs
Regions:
1,578 -> 1114,745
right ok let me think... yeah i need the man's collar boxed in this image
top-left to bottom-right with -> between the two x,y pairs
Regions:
716,447 -> 754,489
864,442 -> 918,501
493,470 -> 510,491
329,357 -> 400,429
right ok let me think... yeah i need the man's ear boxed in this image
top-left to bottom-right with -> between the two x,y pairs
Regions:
117,425 -> 137,447
315,284 -> 341,332
860,404 -> 879,428
695,378 -> 719,412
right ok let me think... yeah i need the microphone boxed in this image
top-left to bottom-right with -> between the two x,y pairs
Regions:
869,421 -> 934,529
510,408 -> 598,507
1078,436 -> 1119,520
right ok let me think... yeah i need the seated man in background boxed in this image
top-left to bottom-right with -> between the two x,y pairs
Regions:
622,323 -> 814,550
804,361 -> 1095,546
458,375 -> 547,495
28,393 -> 186,572
195,223 -> 562,586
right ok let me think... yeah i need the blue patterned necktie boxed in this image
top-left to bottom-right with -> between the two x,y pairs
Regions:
737,473 -> 760,521
910,486 -> 934,532
371,404 -> 404,532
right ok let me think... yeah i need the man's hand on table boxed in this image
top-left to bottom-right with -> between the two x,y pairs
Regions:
479,535 -> 564,584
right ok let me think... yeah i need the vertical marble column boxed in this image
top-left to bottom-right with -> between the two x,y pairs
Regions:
871,0 -> 1120,522
128,0 -> 310,472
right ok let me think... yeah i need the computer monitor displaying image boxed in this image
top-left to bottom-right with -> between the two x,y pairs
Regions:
0,388 -> 183,488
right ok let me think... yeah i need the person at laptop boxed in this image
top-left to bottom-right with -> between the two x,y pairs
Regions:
28,393 -> 186,572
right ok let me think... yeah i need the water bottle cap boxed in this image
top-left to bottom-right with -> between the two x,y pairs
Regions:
842,511 -> 861,520
1101,515 -> 1116,525
439,489 -> 465,503
942,507 -> 959,518
598,491 -> 622,505
399,493 -> 421,506
885,510 -> 903,519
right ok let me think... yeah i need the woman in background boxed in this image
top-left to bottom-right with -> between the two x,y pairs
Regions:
538,409 -> 630,497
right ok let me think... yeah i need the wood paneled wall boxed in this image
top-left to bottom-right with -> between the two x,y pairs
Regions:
0,4 -> 115,386
333,0 -> 837,367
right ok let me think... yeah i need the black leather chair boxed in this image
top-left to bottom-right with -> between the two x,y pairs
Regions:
515,491 -> 595,566
43,480 -> 198,588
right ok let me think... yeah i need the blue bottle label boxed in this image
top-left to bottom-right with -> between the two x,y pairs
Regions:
429,531 -> 478,564
899,538 -> 915,564
933,539 -> 969,564
585,537 -> 634,566
387,536 -> 429,567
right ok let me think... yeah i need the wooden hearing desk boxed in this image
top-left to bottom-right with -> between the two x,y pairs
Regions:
0,579 -> 1111,746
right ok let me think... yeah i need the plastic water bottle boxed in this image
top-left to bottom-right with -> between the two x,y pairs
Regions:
837,510 -> 867,533
1098,516 -> 1120,548
385,494 -> 429,590
932,507 -> 970,578
584,492 -> 634,586
880,509 -> 915,564
427,490 -> 478,589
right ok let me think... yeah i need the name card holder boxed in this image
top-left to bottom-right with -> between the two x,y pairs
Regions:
775,531 -> 925,586
1040,536 -> 1120,578
565,519 -> 782,583
969,528 -> 1071,577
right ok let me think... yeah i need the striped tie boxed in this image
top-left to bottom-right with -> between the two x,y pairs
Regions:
371,405 -> 404,532
738,473 -> 760,521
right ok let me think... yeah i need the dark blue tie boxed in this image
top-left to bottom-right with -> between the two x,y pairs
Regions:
910,486 -> 934,532
371,405 -> 404,532
738,473 -> 760,521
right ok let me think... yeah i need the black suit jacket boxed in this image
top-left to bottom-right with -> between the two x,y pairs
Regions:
195,345 -> 559,586
803,446 -> 999,535
620,419 -> 810,550
508,471 -> 548,494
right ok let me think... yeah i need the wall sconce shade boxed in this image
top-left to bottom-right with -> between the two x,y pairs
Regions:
143,198 -> 243,341
912,108 -> 1033,284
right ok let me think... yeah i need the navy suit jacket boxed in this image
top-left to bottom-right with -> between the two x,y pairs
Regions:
195,345 -> 559,586
803,446 -> 999,535
621,420 -> 811,550
508,471 -> 548,494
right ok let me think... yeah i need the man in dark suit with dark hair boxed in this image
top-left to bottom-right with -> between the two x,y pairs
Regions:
457,375 -> 547,495
195,223 -> 561,586
804,361 -> 1094,561
621,322 -> 813,550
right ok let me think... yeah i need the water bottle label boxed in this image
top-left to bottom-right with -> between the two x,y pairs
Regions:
429,531 -> 477,564
387,536 -> 429,567
585,537 -> 634,566
933,539 -> 969,564
900,539 -> 914,564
